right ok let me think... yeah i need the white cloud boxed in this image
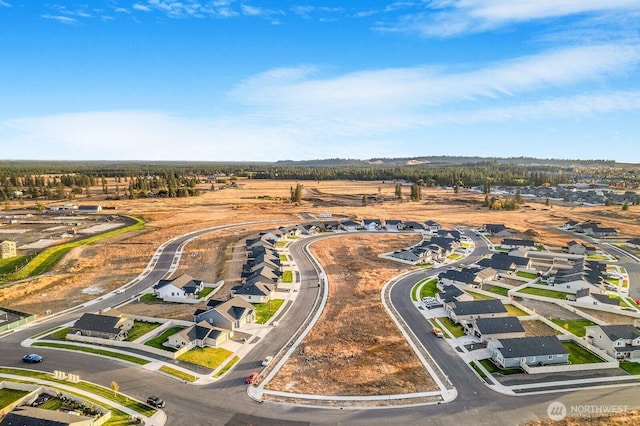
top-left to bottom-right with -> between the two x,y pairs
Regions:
0,1 -> 11,8
133,3 -> 151,12
381,0 -> 640,37
40,14 -> 77,24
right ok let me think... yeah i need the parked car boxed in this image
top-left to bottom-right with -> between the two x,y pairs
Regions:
245,372 -> 259,384
22,353 -> 43,363
146,395 -> 165,408
432,327 -> 444,338
261,356 -> 274,367
425,301 -> 443,309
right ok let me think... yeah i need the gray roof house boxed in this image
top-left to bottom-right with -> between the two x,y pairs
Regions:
488,335 -> 569,369
194,296 -> 256,330
470,317 -> 526,342
385,219 -> 403,231
586,324 -> 640,360
446,299 -> 508,324
233,281 -> 275,304
167,321 -> 233,349
153,274 -> 204,301
71,311 -> 133,340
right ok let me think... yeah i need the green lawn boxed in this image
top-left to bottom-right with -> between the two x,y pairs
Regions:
466,291 -> 496,301
32,342 -> 150,365
144,326 -> 183,351
562,341 -> 603,364
32,326 -> 64,339
279,254 -> 288,262
619,361 -> 640,375
282,270 -> 293,283
469,361 -> 487,379
516,287 -> 572,300
550,318 -> 596,337
49,326 -> 73,340
254,299 -> 285,324
178,347 -> 232,370
125,321 -> 161,342
437,317 -> 466,338
515,271 -> 538,280
159,365 -> 197,382
215,355 -> 240,378
587,254 -> 608,261
485,286 -> 510,296
0,388 -> 28,408
415,278 -> 439,300
139,293 -> 162,303
275,241 -> 288,248
479,359 -> 522,375
505,304 -> 529,316
197,287 -> 215,299
0,255 -> 30,275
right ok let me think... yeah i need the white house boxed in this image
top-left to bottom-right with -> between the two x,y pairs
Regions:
153,274 -> 204,301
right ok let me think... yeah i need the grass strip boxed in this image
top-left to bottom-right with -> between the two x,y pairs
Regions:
215,356 -> 240,378
32,342 -> 150,365
158,365 -> 197,382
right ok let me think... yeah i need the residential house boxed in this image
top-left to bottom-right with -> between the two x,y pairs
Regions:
385,220 -> 404,231
404,221 -> 425,232
0,240 -> 17,259
425,220 -> 442,233
627,238 -> 640,249
566,240 -> 586,255
194,296 -> 256,330
469,317 -> 526,342
585,324 -> 640,360
78,205 -> 102,213
477,252 -> 531,272
321,221 -> 340,231
71,311 -> 133,340
501,238 -> 535,249
436,285 -> 473,304
483,224 -> 514,237
297,224 -> 319,235
488,335 -> 569,369
446,299 -> 508,324
340,220 -> 361,232
0,406 -> 95,426
362,219 -> 382,231
167,321 -> 233,349
233,282 -> 275,303
153,274 -> 204,301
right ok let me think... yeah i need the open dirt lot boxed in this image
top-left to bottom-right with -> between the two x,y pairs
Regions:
265,233 -> 439,395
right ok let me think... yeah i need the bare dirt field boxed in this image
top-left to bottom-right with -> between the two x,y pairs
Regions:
523,410 -> 640,426
265,233 -> 439,395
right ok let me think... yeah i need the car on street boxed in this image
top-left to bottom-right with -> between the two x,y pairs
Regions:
262,356 -> 274,366
245,372 -> 259,384
22,353 -> 43,363
146,395 -> 165,408
432,327 -> 444,338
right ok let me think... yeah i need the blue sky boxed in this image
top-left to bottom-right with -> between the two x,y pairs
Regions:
1,1 -> 639,162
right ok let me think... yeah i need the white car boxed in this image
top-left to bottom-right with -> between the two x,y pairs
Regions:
261,356 -> 274,366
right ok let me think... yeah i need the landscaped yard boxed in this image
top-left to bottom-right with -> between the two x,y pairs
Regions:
437,317 -> 466,338
516,271 -> 538,280
505,304 -> 529,316
466,291 -> 495,301
32,342 -> 150,365
254,299 -> 285,324
550,318 -> 596,337
125,321 -> 161,342
215,355 -> 240,378
279,254 -> 288,262
619,361 -> 640,375
562,341 -> 603,364
416,278 -> 439,300
479,359 -> 522,375
178,347 -> 232,370
517,286 -> 572,300
282,270 -> 293,283
197,287 -> 214,299
0,388 -> 28,408
49,326 -> 73,340
144,326 -> 183,351
485,286 -> 510,296
139,293 -> 162,303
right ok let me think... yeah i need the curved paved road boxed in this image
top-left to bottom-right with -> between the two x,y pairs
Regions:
3,226 -> 640,426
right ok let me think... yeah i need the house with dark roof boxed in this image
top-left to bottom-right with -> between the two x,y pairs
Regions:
232,281 -> 275,304
488,335 -> 569,369
501,238 -> 535,249
477,252 -> 531,272
483,224 -> 513,237
436,285 -> 473,304
469,317 -> 526,342
153,274 -> 205,302
0,406 -> 95,426
425,220 -> 442,232
384,219 -> 403,231
167,321 -> 233,349
340,220 -> 361,232
404,221 -> 425,231
586,324 -> 640,360
566,240 -> 586,255
446,299 -> 508,324
362,219 -> 382,231
71,311 -> 133,340
194,296 -> 256,330
77,204 -> 102,213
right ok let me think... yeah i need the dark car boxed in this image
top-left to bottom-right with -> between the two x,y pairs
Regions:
245,372 -> 259,384
22,353 -> 43,363
146,395 -> 165,408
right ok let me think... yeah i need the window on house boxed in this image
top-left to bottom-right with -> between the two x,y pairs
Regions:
548,355 -> 553,360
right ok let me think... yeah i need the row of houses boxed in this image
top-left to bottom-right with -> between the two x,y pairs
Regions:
562,220 -> 619,237
388,229 -> 463,264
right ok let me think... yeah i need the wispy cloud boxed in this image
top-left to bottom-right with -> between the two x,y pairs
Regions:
40,14 -> 77,24
132,3 -> 151,12
379,0 -> 640,37
0,1 -> 11,8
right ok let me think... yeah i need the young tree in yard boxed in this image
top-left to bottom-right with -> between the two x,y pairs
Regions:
110,381 -> 119,397
545,198 -> 551,207
395,183 -> 402,199
622,202 -> 629,211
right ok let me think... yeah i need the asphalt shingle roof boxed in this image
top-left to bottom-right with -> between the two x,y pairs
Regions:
496,336 -> 568,359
